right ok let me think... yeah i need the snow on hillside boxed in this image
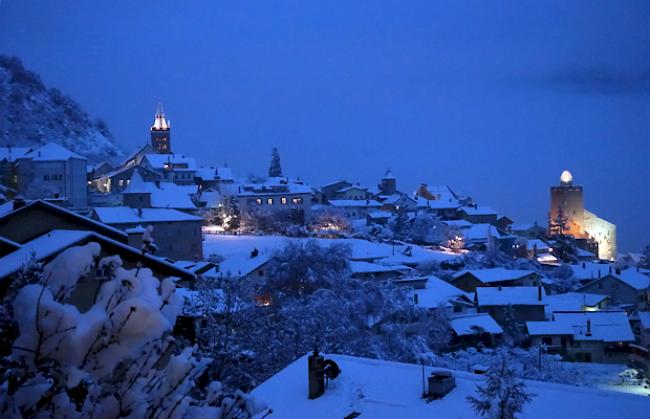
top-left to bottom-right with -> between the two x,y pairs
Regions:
252,354 -> 650,419
0,56 -> 123,163
203,234 -> 458,263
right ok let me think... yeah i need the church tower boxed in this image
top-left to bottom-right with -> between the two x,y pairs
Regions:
150,103 -> 171,154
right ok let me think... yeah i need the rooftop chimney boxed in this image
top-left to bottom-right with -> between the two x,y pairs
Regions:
538,284 -> 543,301
586,319 -> 592,336
414,293 -> 419,305
307,350 -> 341,400
12,197 -> 26,211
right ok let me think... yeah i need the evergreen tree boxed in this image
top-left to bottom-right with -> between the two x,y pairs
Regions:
467,359 -> 534,419
640,245 -> 650,269
268,147 -> 283,177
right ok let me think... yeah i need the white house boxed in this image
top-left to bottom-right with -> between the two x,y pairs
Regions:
15,143 -> 88,207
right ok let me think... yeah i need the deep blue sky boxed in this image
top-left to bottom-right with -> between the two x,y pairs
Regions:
1,1 -> 649,252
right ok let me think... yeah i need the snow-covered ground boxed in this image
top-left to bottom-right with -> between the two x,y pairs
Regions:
252,354 -> 650,419
203,234 -> 457,263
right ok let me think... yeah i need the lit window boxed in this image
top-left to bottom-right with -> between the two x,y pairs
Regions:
256,198 -> 262,205
281,197 -> 287,204
292,197 -> 303,205
267,198 -> 273,205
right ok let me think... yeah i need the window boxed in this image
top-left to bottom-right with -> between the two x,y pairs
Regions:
281,197 -> 287,205
43,175 -> 50,181
542,337 -> 552,346
453,305 -> 462,313
258,269 -> 264,277
256,198 -> 263,205
267,198 -> 273,205
292,197 -> 303,205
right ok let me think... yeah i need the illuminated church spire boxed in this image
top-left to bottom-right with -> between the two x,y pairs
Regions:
150,102 -> 171,153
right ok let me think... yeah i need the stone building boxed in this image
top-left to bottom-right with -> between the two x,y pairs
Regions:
548,170 -> 616,260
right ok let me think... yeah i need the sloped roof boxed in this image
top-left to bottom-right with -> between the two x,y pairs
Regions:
93,206 -> 201,224
611,268 -> 650,290
450,313 -> 503,336
527,311 -> 634,343
21,143 -> 85,161
460,205 -> 497,216
0,147 -> 29,162
453,268 -> 537,283
412,276 -> 469,309
144,154 -> 198,171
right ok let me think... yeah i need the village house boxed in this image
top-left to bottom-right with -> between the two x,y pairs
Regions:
451,268 -> 541,293
230,176 -> 313,223
543,292 -> 609,319
205,250 -> 273,283
449,313 -> 503,348
526,311 -> 635,363
334,184 -> 373,200
194,166 -> 234,192
475,286 -> 547,324
92,206 -> 203,261
90,164 -> 162,194
459,205 -> 498,225
120,170 -> 197,212
14,143 -> 88,207
327,199 -> 382,219
509,222 -> 547,239
319,180 -> 352,203
578,267 -> 650,311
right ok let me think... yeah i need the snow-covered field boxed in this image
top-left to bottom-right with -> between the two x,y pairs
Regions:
253,354 -> 650,419
203,234 -> 457,263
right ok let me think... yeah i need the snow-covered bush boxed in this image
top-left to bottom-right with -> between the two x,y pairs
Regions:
0,243 -> 263,418
310,211 -> 351,238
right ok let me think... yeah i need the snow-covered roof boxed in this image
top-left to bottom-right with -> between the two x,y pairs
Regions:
543,292 -> 608,318
122,172 -> 196,209
349,261 -> 410,275
143,154 -> 198,171
235,177 -> 313,196
93,206 -> 202,224
510,222 -> 545,232
526,239 -> 551,252
412,276 -> 470,309
416,196 -> 461,210
570,262 -> 613,281
367,211 -> 392,219
460,205 -> 497,216
0,147 -> 29,162
328,199 -> 382,208
527,311 -> 634,343
0,229 -> 195,281
475,286 -> 546,306
252,353 -> 649,419
453,268 -> 538,284
214,252 -> 273,278
442,219 -> 472,229
462,223 -> 505,242
21,143 -> 85,161
450,313 -> 503,336
610,268 -> 650,290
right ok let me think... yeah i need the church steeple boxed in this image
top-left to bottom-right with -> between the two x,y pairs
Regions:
150,102 -> 171,153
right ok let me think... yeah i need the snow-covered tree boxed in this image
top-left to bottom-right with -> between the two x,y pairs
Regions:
467,358 -> 534,419
411,212 -> 443,244
268,147 -> 282,178
0,243 -> 262,418
263,240 -> 350,299
549,205 -> 569,237
388,212 -> 411,240
208,197 -> 241,232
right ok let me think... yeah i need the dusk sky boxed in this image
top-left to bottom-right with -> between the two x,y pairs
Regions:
1,1 -> 649,252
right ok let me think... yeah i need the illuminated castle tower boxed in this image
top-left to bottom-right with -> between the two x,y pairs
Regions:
150,103 -> 171,154
549,170 -> 587,238
549,170 -> 617,260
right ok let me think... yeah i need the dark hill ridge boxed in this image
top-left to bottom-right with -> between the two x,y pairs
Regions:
0,55 -> 122,163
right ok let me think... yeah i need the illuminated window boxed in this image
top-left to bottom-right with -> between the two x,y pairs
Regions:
256,198 -> 263,205
292,197 -> 303,205
281,197 -> 287,204
267,198 -> 273,205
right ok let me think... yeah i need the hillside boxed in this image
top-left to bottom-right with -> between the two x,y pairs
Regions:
0,55 -> 122,162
